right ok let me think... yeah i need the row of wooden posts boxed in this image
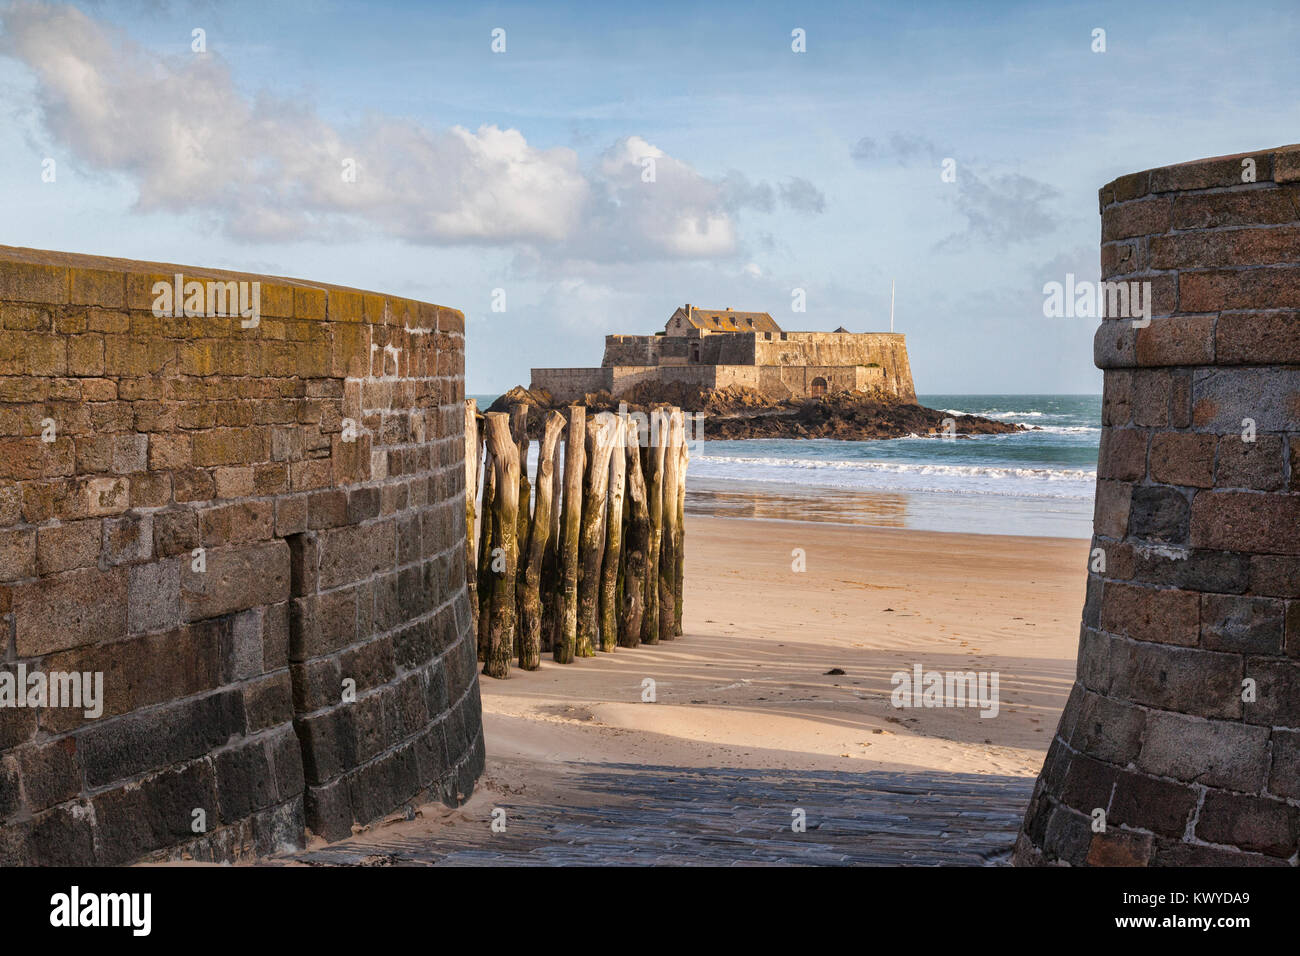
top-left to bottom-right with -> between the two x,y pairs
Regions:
464,401 -> 691,679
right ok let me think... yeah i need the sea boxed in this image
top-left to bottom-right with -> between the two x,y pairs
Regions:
468,394 -> 1101,540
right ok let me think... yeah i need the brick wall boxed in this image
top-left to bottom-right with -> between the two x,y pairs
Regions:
0,246 -> 483,864
1015,146 -> 1300,866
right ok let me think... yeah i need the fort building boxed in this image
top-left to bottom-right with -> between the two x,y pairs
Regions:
531,304 -> 917,403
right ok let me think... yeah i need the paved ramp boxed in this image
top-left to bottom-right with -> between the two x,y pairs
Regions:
291,763 -> 1032,866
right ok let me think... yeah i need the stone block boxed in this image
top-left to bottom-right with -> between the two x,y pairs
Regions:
1195,790 -> 1300,858
1107,769 -> 1198,838
181,540 -> 290,622
1109,640 -> 1242,719
1100,581 -> 1199,646
127,557 -> 181,635
1137,711 -> 1268,791
78,690 -> 245,788
14,565 -> 127,656
1200,594 -> 1284,654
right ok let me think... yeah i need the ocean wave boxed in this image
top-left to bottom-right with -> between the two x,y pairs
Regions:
694,454 -> 1095,483
942,409 -> 1046,419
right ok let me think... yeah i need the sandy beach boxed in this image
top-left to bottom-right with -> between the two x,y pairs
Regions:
310,513 -> 1090,859
482,515 -> 1087,778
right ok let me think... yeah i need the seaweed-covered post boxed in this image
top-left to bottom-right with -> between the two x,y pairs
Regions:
482,412 -> 520,679
556,405 -> 586,663
675,412 -> 691,637
641,407 -> 668,646
658,408 -> 683,643
464,399 -> 480,638
619,415 -> 649,648
577,412 -> 616,657
599,409 -> 627,652
519,411 -> 564,670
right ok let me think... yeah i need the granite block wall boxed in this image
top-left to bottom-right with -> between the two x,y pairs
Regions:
1015,146 -> 1300,866
0,246 -> 483,864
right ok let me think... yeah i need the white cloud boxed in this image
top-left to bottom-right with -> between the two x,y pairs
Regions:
1,1 -> 592,243
4,1 -> 826,264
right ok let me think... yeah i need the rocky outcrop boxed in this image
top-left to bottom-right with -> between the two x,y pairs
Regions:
489,383 -> 1024,441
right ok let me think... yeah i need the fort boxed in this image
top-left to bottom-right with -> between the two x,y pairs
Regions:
531,304 -> 917,403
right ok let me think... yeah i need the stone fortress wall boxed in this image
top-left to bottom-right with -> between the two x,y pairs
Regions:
0,246 -> 484,864
1015,145 -> 1300,866
534,328 -> 916,403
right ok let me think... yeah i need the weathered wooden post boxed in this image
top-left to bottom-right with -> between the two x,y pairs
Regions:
599,409 -> 627,652
641,407 -> 668,645
675,411 -> 691,637
577,412 -> 616,657
619,415 -> 649,648
519,411 -> 564,670
476,443 -> 496,661
556,405 -> 585,663
541,435 -> 564,655
510,404 -> 531,554
482,413 -> 520,679
464,400 -> 480,639
510,404 -> 531,657
658,408 -> 683,643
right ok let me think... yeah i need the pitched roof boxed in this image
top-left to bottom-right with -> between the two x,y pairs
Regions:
668,305 -> 782,333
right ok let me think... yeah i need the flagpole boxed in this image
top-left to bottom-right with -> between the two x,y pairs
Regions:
890,279 -> 895,332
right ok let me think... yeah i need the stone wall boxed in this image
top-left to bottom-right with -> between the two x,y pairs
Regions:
601,335 -> 689,367
0,246 -> 483,864
1015,146 -> 1300,866
531,367 -> 614,400
752,333 -> 916,401
753,364 -> 888,400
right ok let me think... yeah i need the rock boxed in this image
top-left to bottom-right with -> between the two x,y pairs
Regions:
494,383 -> 1027,441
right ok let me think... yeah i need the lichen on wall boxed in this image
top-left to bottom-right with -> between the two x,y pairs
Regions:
0,246 -> 484,864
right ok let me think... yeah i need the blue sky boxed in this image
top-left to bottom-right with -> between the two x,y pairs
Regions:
2,0 -> 1298,394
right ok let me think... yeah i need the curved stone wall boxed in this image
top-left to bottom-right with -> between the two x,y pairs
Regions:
0,246 -> 483,864
1015,146 -> 1300,865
